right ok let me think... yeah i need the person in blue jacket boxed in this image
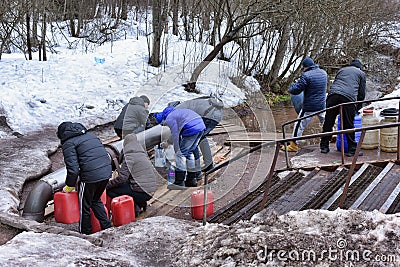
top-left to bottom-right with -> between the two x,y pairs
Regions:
168,95 -> 224,176
282,57 -> 327,152
155,106 -> 205,190
57,121 -> 112,234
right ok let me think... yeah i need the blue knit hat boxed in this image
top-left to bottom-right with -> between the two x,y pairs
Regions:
302,57 -> 315,68
155,112 -> 163,124
155,106 -> 175,124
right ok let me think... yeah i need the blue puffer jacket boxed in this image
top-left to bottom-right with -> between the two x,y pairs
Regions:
288,65 -> 327,112
157,107 -> 205,152
57,122 -> 112,186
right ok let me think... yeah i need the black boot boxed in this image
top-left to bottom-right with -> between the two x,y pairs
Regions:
202,163 -> 214,173
137,202 -> 147,212
167,170 -> 186,190
320,139 -> 330,154
195,171 -> 203,181
185,172 -> 198,187
345,147 -> 363,157
134,203 -> 140,218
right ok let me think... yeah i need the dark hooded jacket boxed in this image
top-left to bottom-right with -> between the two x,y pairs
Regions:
57,122 -> 112,186
328,60 -> 366,102
114,97 -> 149,135
123,97 -> 149,135
176,96 -> 224,123
106,134 -> 157,194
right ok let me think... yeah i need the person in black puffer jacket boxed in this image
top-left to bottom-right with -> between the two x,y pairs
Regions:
57,121 -> 112,234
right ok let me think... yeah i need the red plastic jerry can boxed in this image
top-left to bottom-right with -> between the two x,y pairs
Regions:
191,189 -> 214,220
100,190 -> 107,206
54,191 -> 80,224
111,195 -> 136,227
91,205 -> 108,233
106,194 -> 113,217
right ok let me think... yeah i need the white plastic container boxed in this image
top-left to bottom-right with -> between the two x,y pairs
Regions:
380,116 -> 398,152
361,109 -> 379,149
154,145 -> 166,167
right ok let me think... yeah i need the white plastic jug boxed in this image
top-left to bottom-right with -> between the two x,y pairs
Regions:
154,146 -> 166,167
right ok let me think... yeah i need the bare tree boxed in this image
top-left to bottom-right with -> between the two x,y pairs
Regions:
185,0 -> 266,92
148,0 -> 169,67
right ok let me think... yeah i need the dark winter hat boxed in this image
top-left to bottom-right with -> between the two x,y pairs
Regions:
57,121 -> 72,139
350,59 -> 363,69
155,112 -> 163,124
140,95 -> 150,105
302,57 -> 315,68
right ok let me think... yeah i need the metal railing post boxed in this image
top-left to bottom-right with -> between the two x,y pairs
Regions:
202,173 -> 209,226
397,101 -> 400,161
282,124 -> 290,168
339,130 -> 366,208
339,106 -> 345,164
260,144 -> 281,210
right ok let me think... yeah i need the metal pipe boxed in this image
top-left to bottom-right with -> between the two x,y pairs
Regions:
22,125 -> 171,222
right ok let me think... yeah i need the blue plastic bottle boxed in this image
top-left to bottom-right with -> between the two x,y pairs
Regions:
167,165 -> 175,184
336,113 -> 362,152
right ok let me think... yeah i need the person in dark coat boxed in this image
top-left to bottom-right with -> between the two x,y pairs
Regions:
106,133 -> 157,215
114,95 -> 150,139
57,121 -> 112,235
282,57 -> 327,152
320,59 -> 366,156
155,106 -> 205,190
171,95 -> 224,175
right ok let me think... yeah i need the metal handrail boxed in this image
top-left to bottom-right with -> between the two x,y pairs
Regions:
201,96 -> 400,224
281,96 -> 400,167
261,97 -> 400,212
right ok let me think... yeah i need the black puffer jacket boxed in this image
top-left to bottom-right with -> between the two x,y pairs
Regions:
57,122 -> 112,186
328,62 -> 366,102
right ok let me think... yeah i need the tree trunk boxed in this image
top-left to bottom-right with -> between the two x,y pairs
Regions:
41,9 -> 47,61
172,0 -> 179,36
186,12 -> 259,91
186,36 -> 233,92
111,0 -> 117,18
148,0 -> 164,67
267,22 -> 290,87
182,0 -> 190,41
121,0 -> 128,20
26,10 -> 32,60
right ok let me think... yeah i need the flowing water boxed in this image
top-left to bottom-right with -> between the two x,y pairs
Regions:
272,101 -> 323,146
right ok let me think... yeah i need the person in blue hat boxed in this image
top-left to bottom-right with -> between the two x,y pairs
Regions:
156,106 -> 205,190
282,57 -> 327,152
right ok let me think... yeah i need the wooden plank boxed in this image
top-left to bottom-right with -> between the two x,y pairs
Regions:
142,144 -> 231,218
225,132 -> 282,144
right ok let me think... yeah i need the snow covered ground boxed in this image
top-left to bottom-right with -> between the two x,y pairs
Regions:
0,29 -> 258,138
